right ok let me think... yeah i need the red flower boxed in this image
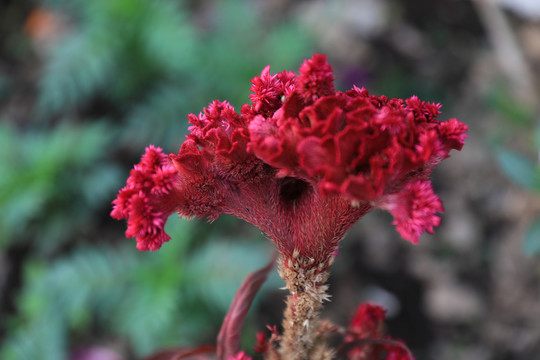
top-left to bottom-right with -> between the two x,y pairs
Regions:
228,351 -> 252,360
345,303 -> 411,360
296,53 -> 335,103
377,180 -> 443,243
112,54 -> 467,267
111,145 -> 178,251
253,331 -> 269,354
348,303 -> 387,339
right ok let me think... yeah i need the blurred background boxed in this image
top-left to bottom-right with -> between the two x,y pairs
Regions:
1,0 -> 540,359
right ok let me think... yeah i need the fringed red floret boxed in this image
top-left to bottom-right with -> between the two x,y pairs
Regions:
378,180 -> 444,243
111,146 -> 177,251
345,303 -> 412,360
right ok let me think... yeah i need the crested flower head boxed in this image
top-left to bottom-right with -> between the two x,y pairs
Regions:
345,303 -> 411,360
112,54 -> 467,271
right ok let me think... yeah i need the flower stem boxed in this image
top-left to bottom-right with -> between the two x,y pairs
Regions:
277,256 -> 334,360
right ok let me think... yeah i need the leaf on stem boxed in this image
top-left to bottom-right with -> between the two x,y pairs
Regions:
217,252 -> 277,360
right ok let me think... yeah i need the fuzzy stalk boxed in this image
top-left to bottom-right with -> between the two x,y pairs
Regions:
277,255 -> 334,360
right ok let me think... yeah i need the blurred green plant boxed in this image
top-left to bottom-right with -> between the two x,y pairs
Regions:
495,139 -> 540,256
36,0 -> 314,148
495,147 -> 540,191
488,85 -> 540,256
0,121 -> 122,253
0,216 -> 278,360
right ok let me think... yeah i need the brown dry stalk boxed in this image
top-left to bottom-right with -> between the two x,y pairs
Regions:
470,0 -> 539,105
276,255 -> 334,360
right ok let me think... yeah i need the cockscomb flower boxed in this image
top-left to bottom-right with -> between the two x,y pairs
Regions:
112,54 -> 466,359
344,303 -> 411,360
112,53 -> 467,270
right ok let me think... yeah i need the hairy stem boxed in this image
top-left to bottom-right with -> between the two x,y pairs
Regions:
277,256 -> 334,360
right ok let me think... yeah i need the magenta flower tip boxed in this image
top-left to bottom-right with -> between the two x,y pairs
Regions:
111,145 -> 178,251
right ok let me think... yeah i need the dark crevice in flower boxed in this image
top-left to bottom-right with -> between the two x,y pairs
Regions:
278,177 -> 311,206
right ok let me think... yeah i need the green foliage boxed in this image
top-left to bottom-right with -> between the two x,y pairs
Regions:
186,238 -> 280,314
523,219 -> 540,256
0,122 -> 122,252
1,245 -> 137,360
1,217 -> 277,359
493,133 -> 540,258
487,85 -> 536,126
535,121 -> 540,150
489,83 -> 540,257
36,0 -> 314,148
487,83 -> 540,192
494,147 -> 540,192
37,0 -> 195,116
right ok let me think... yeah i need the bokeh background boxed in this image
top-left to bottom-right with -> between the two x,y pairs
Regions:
1,0 -> 540,359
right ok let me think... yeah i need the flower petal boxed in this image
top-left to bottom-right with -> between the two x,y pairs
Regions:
379,180 -> 444,243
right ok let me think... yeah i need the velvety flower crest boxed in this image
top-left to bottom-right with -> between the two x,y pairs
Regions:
112,54 -> 468,263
